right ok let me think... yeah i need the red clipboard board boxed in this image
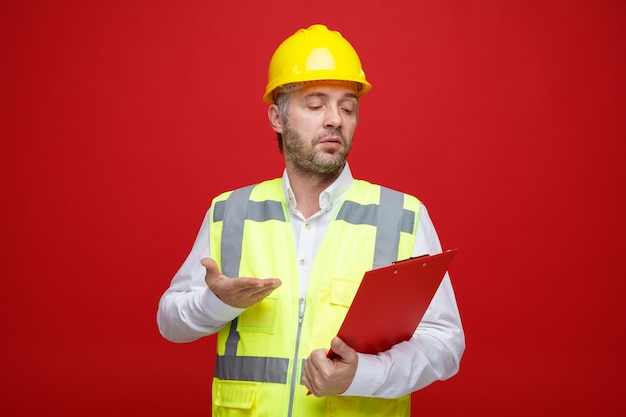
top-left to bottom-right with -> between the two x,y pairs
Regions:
329,249 -> 457,358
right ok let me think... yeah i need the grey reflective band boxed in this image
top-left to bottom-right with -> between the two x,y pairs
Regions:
248,200 -> 285,222
336,201 -> 377,225
401,208 -> 415,234
224,317 -> 240,356
215,355 -> 289,384
301,359 -> 307,383
374,187 -> 405,268
213,198 -> 285,223
218,185 -> 254,278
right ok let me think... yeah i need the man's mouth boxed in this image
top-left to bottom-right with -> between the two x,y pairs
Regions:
318,136 -> 342,145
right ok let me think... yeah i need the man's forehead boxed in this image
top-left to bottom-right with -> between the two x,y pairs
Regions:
297,81 -> 360,98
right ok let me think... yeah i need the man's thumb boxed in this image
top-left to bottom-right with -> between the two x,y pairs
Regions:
330,337 -> 353,359
201,258 -> 221,283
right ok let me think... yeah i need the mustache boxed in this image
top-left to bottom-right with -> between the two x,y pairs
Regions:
314,129 -> 345,143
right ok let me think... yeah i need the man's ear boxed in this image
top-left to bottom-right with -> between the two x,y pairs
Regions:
268,104 -> 284,134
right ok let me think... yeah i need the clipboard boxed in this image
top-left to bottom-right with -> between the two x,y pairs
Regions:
329,249 -> 457,358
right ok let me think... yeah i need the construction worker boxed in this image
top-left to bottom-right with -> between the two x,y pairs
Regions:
157,24 -> 465,416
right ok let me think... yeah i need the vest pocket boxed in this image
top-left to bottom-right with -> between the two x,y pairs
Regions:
326,396 -> 401,416
213,380 -> 259,416
237,294 -> 278,333
329,277 -> 360,308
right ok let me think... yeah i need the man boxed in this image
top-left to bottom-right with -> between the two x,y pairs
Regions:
157,24 -> 464,416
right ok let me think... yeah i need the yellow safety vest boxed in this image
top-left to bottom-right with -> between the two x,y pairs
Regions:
209,178 -> 421,417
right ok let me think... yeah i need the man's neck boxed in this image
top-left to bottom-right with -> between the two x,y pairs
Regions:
286,167 -> 341,218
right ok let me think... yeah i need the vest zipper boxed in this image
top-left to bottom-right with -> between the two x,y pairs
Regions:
287,298 -> 305,417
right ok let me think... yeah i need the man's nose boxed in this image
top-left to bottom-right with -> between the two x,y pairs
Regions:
323,105 -> 342,128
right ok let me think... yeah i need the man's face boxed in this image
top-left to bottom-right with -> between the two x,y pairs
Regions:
279,81 -> 359,178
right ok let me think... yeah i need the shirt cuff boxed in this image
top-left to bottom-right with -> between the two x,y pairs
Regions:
199,288 -> 245,322
341,353 -> 384,396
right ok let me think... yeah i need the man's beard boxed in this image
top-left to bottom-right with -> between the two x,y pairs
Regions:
282,122 -> 351,179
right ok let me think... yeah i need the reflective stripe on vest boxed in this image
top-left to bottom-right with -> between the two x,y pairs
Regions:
213,183 -> 414,382
215,355 -> 289,383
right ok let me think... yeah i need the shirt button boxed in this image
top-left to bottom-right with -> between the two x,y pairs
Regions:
299,259 -> 306,266
305,223 -> 311,230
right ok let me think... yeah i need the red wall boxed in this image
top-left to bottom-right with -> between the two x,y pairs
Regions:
3,1 -> 625,415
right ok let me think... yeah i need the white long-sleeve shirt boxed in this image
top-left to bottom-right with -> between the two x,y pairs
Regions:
157,162 -> 465,398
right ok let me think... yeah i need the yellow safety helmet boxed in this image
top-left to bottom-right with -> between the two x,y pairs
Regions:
263,24 -> 372,104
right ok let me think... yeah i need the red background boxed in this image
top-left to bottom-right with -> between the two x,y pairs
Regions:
3,1 -> 625,416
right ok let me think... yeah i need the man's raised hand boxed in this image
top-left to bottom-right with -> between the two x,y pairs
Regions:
201,258 -> 282,308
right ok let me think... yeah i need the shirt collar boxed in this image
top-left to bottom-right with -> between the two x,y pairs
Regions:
282,162 -> 354,215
